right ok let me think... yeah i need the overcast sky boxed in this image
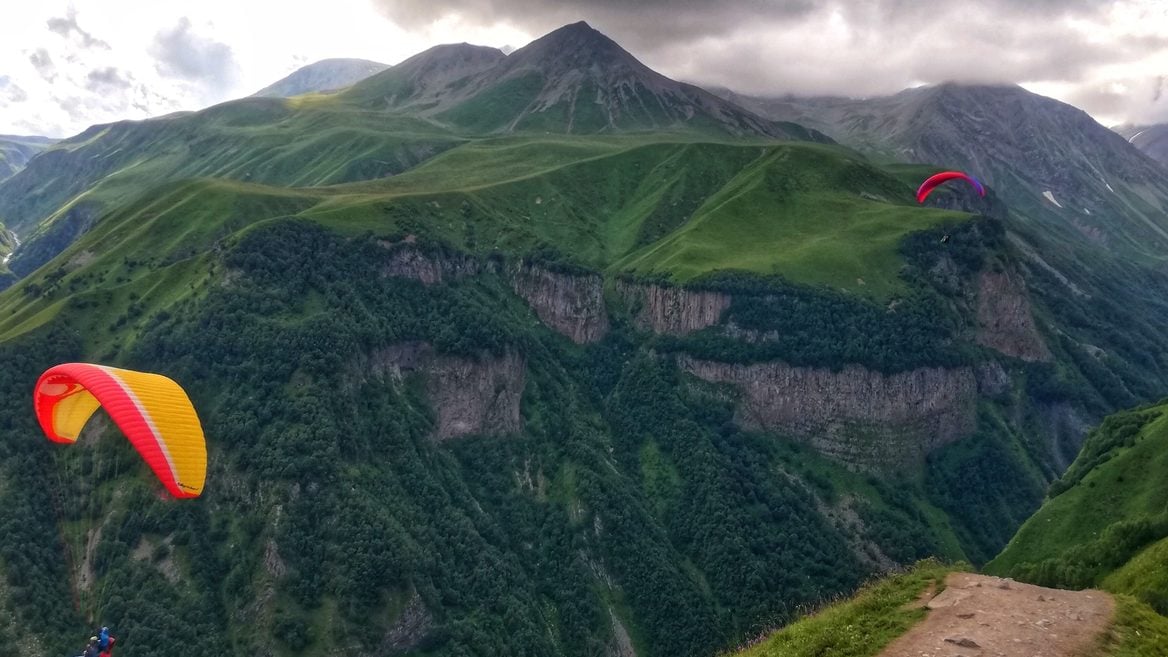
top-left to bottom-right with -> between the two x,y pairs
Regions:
2,0 -> 1165,138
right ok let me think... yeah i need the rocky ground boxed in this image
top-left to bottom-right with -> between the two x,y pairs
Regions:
878,572 -> 1114,657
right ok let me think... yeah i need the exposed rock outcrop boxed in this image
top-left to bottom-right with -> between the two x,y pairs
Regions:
1039,402 -> 1094,472
618,282 -> 729,335
607,608 -> 637,657
370,592 -> 434,656
976,268 -> 1051,362
379,244 -> 482,285
369,342 -> 526,440
131,535 -> 181,584
681,357 -> 978,468
975,361 -> 1011,398
510,262 -> 609,343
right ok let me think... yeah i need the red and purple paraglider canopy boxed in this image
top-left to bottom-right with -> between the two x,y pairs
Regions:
916,171 -> 985,204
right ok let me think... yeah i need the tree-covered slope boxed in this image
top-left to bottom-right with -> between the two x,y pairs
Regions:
1,217 -> 996,657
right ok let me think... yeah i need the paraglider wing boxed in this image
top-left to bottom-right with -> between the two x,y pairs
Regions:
916,171 -> 986,204
34,363 -> 206,498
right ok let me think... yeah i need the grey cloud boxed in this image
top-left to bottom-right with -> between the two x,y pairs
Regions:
151,17 -> 238,92
372,0 -> 1152,120
372,0 -> 1104,48
1062,86 -> 1129,118
55,95 -> 86,121
86,67 -> 132,92
46,8 -> 110,49
1061,75 -> 1168,125
374,0 -> 816,48
29,49 -> 56,82
0,76 -> 28,104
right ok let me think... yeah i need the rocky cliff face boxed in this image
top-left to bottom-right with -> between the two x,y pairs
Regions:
379,243 -> 484,285
510,262 -> 609,344
976,268 -> 1051,362
618,282 -> 730,335
379,248 -> 610,343
427,350 -> 526,440
370,342 -> 526,440
681,357 -> 978,469
367,592 -> 434,656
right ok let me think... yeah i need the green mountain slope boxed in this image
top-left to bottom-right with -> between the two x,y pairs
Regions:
0,137 -> 973,341
988,401 -> 1168,612
345,23 -> 820,140
0,134 -> 53,182
0,99 -> 461,238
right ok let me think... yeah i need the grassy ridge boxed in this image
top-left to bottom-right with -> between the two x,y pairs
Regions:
0,178 -> 318,348
2,136 -> 970,345
308,139 -> 967,297
1096,596 -> 1168,656
614,145 -> 963,295
0,99 -> 462,235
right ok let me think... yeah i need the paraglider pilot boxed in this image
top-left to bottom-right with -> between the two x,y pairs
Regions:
97,626 -> 116,657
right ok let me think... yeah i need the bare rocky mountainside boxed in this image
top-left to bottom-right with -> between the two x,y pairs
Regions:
1114,123 -> 1168,167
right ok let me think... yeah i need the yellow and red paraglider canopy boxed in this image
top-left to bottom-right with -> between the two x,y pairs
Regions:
33,363 -> 206,498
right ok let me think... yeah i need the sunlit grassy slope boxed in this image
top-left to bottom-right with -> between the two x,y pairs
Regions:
0,97 -> 463,235
0,137 -> 974,344
0,178 -> 318,352
310,139 -> 968,295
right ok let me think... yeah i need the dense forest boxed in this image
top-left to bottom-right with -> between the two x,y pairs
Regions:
0,211 -> 1126,656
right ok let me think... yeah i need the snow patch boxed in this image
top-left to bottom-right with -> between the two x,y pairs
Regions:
1043,191 -> 1063,208
1129,129 -> 1146,143
1104,181 -> 1116,193
1084,208 -> 1091,215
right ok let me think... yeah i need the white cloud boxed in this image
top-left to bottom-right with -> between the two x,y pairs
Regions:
0,0 -> 526,137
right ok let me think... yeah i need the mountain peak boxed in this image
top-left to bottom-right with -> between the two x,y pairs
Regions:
252,58 -> 389,97
561,20 -> 594,31
508,20 -> 637,71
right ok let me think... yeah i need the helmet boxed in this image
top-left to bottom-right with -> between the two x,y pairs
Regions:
90,637 -> 98,642
102,627 -> 108,631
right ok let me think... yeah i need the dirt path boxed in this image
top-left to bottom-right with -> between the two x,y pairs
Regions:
877,572 -> 1114,657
